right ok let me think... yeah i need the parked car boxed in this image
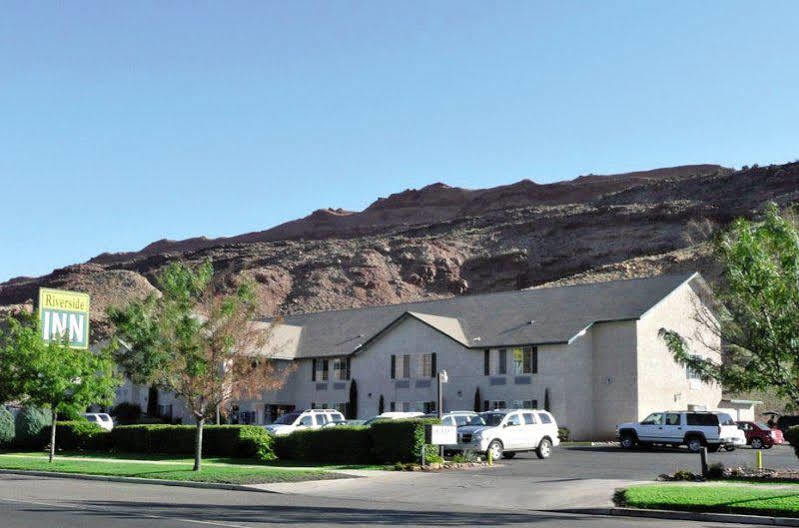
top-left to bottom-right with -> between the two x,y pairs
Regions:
421,411 -> 478,427
263,409 -> 345,436
776,415 -> 799,434
83,413 -> 114,431
362,412 -> 424,426
454,409 -> 560,460
616,411 -> 746,452
736,421 -> 784,449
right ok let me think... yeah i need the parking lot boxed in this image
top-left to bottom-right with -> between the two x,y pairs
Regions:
476,443 -> 799,481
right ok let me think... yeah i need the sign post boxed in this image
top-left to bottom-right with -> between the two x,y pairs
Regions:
38,288 -> 90,349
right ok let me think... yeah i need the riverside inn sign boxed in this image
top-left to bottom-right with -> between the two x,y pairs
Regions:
38,288 -> 90,349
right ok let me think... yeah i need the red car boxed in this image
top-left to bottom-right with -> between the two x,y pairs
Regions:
736,421 -> 784,449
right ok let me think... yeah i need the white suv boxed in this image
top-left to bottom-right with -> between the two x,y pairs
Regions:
84,413 -> 114,431
264,409 -> 346,436
616,411 -> 746,452
455,409 -> 560,460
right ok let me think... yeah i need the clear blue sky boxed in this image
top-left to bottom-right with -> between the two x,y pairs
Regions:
2,1 -> 798,282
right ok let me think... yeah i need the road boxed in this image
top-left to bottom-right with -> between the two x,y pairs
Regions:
1,445 -> 796,527
0,473 -> 769,527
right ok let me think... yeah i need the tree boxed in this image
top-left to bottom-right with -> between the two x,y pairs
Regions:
544,388 -> 551,412
661,203 -> 799,407
473,387 -> 482,413
108,260 -> 288,471
378,394 -> 385,414
348,380 -> 358,419
0,312 -> 119,462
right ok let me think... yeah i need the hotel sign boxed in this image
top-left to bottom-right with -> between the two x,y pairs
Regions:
39,288 -> 90,349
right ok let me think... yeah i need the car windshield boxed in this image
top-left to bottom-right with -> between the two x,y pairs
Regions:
478,413 -> 505,426
755,422 -> 772,430
274,413 -> 300,425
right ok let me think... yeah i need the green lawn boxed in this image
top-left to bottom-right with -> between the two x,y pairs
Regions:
621,484 -> 799,517
0,453 -> 348,485
2,451 -> 387,470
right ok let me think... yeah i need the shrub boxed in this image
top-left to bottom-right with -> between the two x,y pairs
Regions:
557,427 -> 570,442
707,462 -> 725,479
111,402 -> 143,425
370,418 -> 440,464
785,425 -> 799,457
274,426 -> 372,464
56,421 -> 111,451
0,407 -> 14,447
111,425 -> 274,461
14,407 -> 52,448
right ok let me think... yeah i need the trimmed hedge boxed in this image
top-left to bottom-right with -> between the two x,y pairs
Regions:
274,426 -> 372,464
273,418 -> 442,464
55,421 -> 111,452
370,418 -> 440,463
111,425 -> 275,461
14,407 -> 52,448
785,425 -> 799,457
0,407 -> 14,447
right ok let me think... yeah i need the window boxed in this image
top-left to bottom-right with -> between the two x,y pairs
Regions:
506,414 -> 522,426
332,358 -> 349,381
484,349 -> 490,375
239,411 -> 256,424
403,354 -> 411,378
315,414 -> 327,425
86,415 -> 97,422
686,413 -> 717,426
522,413 -> 536,425
421,353 -> 434,378
298,416 -> 313,426
537,412 -> 552,424
489,400 -> 507,410
512,346 -> 537,374
498,349 -> 507,375
665,413 -> 681,426
454,415 -> 471,426
314,359 -> 329,381
511,399 -> 536,409
641,413 -> 664,425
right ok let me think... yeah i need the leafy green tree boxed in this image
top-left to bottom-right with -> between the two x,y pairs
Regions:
0,312 -> 119,461
108,260 -> 287,471
661,203 -> 799,405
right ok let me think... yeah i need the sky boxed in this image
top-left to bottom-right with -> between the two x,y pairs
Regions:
1,1 -> 798,282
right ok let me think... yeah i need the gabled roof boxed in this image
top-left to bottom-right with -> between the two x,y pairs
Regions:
265,272 -> 702,359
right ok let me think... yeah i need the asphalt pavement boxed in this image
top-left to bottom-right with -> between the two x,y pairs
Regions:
1,444 -> 797,527
0,473 -> 769,527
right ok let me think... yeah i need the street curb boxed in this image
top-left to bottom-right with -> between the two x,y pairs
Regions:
0,468 -> 280,493
554,507 -> 799,526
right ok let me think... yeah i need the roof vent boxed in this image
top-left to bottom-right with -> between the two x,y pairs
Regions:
473,337 -> 481,342
528,320 -> 536,325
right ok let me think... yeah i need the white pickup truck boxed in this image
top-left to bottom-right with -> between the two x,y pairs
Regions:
616,410 -> 746,452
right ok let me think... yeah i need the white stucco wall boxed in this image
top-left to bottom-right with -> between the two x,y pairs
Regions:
591,320 -> 639,439
636,281 -> 722,420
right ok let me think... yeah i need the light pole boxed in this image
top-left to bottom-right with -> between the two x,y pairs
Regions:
437,369 -> 448,459
437,369 -> 448,419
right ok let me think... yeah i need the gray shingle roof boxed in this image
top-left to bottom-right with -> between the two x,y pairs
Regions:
268,272 -> 700,359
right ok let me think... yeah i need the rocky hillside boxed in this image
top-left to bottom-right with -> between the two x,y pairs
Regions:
2,161 -> 798,340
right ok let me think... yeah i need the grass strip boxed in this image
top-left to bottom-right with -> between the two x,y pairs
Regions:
622,484 -> 799,518
0,454 -> 346,485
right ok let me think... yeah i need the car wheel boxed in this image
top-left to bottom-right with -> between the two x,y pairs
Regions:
536,438 -> 553,459
620,432 -> 636,449
487,440 -> 503,461
502,452 -> 516,459
686,436 -> 704,453
751,438 -> 764,449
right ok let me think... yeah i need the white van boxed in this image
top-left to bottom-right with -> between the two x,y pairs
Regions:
84,413 -> 114,431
